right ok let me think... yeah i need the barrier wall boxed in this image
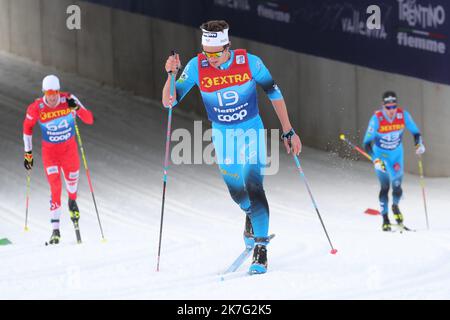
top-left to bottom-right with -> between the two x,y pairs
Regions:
0,0 -> 447,176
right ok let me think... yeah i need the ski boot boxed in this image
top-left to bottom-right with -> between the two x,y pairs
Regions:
69,199 -> 80,222
49,229 -> 61,245
392,204 -> 404,225
69,199 -> 82,244
382,215 -> 392,232
243,215 -> 255,249
249,241 -> 268,275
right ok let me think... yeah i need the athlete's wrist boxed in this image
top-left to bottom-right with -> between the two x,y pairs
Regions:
281,128 -> 295,137
281,128 -> 296,141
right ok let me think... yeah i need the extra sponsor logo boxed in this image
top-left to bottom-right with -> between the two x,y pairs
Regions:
201,73 -> 250,89
40,108 -> 71,121
379,123 -> 405,133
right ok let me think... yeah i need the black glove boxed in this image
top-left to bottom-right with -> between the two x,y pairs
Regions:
281,128 -> 296,147
24,151 -> 33,171
67,98 -> 80,111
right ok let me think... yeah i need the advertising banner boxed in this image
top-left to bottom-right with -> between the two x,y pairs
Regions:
84,0 -> 450,85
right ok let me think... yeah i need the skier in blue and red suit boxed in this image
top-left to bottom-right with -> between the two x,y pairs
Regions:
23,75 -> 94,244
363,91 -> 425,231
162,20 -> 302,274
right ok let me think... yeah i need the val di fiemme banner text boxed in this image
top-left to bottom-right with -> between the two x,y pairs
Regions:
84,0 -> 450,85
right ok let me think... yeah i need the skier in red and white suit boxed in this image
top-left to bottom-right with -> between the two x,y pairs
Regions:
23,75 -> 94,244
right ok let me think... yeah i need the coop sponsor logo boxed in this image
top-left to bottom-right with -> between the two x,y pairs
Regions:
47,132 -> 72,142
217,109 -> 248,122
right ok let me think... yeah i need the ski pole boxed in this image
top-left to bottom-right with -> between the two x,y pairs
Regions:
157,51 -> 177,272
24,171 -> 31,231
73,114 -> 106,242
292,154 -> 338,255
417,155 -> 430,230
340,134 -> 372,161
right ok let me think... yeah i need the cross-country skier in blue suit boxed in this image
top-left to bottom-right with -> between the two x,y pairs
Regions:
162,20 -> 302,274
363,91 -> 425,231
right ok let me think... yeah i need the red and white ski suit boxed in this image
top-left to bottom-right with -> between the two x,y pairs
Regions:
23,93 -> 93,226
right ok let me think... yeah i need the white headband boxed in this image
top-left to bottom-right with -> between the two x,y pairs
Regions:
201,28 -> 229,46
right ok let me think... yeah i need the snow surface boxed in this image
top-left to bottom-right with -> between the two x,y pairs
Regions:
1,51 -> 450,300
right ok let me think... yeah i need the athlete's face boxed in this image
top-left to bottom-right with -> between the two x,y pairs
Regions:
45,91 -> 60,108
202,45 -> 231,69
383,103 -> 397,118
